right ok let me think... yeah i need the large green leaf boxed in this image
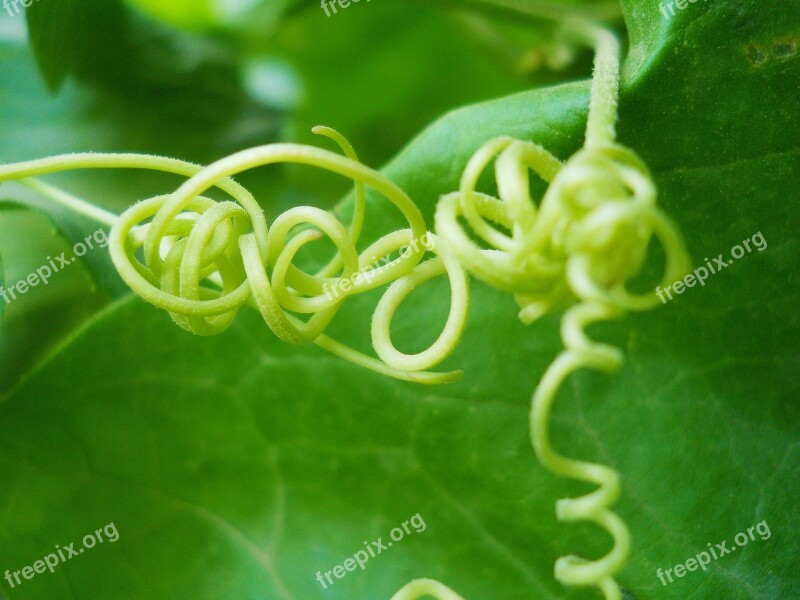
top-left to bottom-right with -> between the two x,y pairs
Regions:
0,207 -> 109,392
0,1 -> 798,599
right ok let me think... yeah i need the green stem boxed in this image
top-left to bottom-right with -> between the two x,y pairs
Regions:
19,178 -> 120,227
437,0 -> 623,148
579,22 -> 621,147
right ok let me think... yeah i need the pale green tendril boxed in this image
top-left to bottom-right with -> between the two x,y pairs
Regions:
0,11 -> 690,600
0,127 -> 470,385
391,578 -> 466,600
394,16 -> 689,600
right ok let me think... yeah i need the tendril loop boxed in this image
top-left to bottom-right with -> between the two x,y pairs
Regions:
403,15 -> 690,600
0,129 -> 470,385
430,133 -> 689,599
113,131 -> 470,383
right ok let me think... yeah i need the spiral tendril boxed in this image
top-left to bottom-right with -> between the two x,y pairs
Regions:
396,17 -> 689,600
390,578 -> 466,600
0,128 -> 470,385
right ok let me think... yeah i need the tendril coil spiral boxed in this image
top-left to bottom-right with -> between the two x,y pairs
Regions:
392,143 -> 688,600
394,17 -> 690,600
0,127 -> 470,385
478,140 -> 686,599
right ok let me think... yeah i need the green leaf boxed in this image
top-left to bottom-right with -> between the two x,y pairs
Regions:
0,207 -> 109,392
1,1 -> 798,599
24,0 -> 290,155
23,0 -> 76,91
0,189 -> 125,298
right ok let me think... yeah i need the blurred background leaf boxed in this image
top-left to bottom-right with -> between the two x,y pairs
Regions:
25,0 -> 289,157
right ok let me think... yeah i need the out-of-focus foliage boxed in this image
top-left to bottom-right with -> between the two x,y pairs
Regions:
25,0 -> 288,156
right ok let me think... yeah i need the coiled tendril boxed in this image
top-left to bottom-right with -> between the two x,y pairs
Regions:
0,127 -> 469,385
394,15 -> 689,600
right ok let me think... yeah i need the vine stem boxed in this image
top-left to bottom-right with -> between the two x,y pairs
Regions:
580,23 -> 620,148
442,0 -> 623,148
17,178 -> 120,227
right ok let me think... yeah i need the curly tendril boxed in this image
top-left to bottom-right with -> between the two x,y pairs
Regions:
398,16 -> 689,600
0,127 -> 470,385
390,579 -> 466,600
